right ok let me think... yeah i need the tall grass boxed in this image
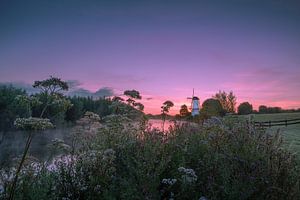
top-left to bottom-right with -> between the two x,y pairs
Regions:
1,114 -> 299,199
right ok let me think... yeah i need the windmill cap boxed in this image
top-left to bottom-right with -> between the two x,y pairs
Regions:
192,96 -> 199,100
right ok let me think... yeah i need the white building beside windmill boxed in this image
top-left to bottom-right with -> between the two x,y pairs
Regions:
187,89 -> 200,116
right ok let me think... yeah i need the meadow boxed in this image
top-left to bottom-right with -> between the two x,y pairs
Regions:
249,113 -> 300,159
1,113 -> 300,199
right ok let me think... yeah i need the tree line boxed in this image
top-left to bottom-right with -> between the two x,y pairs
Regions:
0,77 -> 144,131
176,90 -> 300,118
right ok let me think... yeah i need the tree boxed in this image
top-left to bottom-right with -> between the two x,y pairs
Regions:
123,89 -> 144,112
259,105 -> 268,113
213,90 -> 237,113
124,90 -> 141,105
133,102 -> 144,111
227,91 -> 237,113
179,104 -> 190,117
238,102 -> 253,115
32,76 -> 71,122
112,96 -> 124,102
8,77 -> 71,199
161,100 -> 174,131
201,98 -> 224,118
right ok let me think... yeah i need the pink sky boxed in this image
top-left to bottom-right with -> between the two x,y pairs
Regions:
1,0 -> 300,114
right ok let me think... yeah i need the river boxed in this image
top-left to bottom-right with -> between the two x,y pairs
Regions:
0,119 -> 179,166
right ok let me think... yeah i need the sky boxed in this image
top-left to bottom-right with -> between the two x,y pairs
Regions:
0,0 -> 300,114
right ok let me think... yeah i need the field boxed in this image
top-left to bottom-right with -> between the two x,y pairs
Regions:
248,112 -> 300,159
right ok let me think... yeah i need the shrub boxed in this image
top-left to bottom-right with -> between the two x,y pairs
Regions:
1,114 -> 299,199
238,102 -> 253,115
201,98 -> 225,118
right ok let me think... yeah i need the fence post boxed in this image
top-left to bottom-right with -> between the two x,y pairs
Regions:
269,121 -> 271,128
285,119 -> 287,127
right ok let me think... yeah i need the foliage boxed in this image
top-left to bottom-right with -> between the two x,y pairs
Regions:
258,105 -> 283,114
33,76 -> 69,94
238,102 -> 253,115
161,101 -> 174,131
1,114 -> 299,199
161,101 -> 174,114
123,90 -> 144,111
123,90 -> 142,100
213,91 -> 237,113
65,96 -> 112,122
0,86 -> 31,131
32,76 -> 71,122
179,104 -> 190,117
201,98 -> 224,118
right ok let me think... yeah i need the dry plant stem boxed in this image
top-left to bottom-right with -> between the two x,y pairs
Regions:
8,131 -> 33,200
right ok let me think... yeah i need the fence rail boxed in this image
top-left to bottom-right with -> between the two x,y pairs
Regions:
253,118 -> 300,127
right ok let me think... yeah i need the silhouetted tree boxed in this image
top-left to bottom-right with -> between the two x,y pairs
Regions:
213,90 -> 236,113
201,98 -> 224,118
32,76 -> 72,123
123,89 -> 144,112
238,102 -> 253,115
179,104 -> 190,117
161,100 -> 174,131
259,105 -> 268,113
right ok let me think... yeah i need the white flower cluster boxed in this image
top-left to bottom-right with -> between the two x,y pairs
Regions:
161,178 -> 177,186
14,117 -> 54,131
84,111 -> 101,121
178,167 -> 198,184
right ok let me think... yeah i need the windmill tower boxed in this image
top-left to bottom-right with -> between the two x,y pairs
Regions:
187,89 -> 200,116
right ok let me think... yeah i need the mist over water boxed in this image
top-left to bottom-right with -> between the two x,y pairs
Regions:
0,120 -> 182,167
0,127 -> 72,166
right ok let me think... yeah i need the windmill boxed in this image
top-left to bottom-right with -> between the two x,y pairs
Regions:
187,89 -> 200,116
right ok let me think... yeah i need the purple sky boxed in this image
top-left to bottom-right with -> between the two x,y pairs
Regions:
1,0 -> 300,114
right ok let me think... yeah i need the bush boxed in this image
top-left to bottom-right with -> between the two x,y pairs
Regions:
238,102 -> 253,115
201,98 -> 225,118
1,114 -> 299,199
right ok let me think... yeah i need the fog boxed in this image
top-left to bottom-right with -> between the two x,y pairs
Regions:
0,127 -> 72,166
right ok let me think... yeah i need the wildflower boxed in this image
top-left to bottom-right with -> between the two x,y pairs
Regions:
178,167 -> 198,184
161,178 -> 177,186
14,117 -> 54,131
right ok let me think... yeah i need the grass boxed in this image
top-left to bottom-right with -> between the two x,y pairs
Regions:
248,113 -> 300,159
1,113 -> 300,199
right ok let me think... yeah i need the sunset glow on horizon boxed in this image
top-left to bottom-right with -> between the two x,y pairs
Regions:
1,0 -> 300,115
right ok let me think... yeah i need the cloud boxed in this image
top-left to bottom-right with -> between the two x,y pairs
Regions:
66,80 -> 82,90
94,87 -> 114,97
66,87 -> 115,98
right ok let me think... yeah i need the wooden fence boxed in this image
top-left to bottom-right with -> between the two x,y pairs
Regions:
253,118 -> 300,127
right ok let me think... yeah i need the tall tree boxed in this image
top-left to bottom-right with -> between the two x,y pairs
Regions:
8,77 -> 71,199
179,104 -> 190,117
32,76 -> 71,120
213,90 -> 236,113
161,100 -> 174,131
123,90 -> 144,111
